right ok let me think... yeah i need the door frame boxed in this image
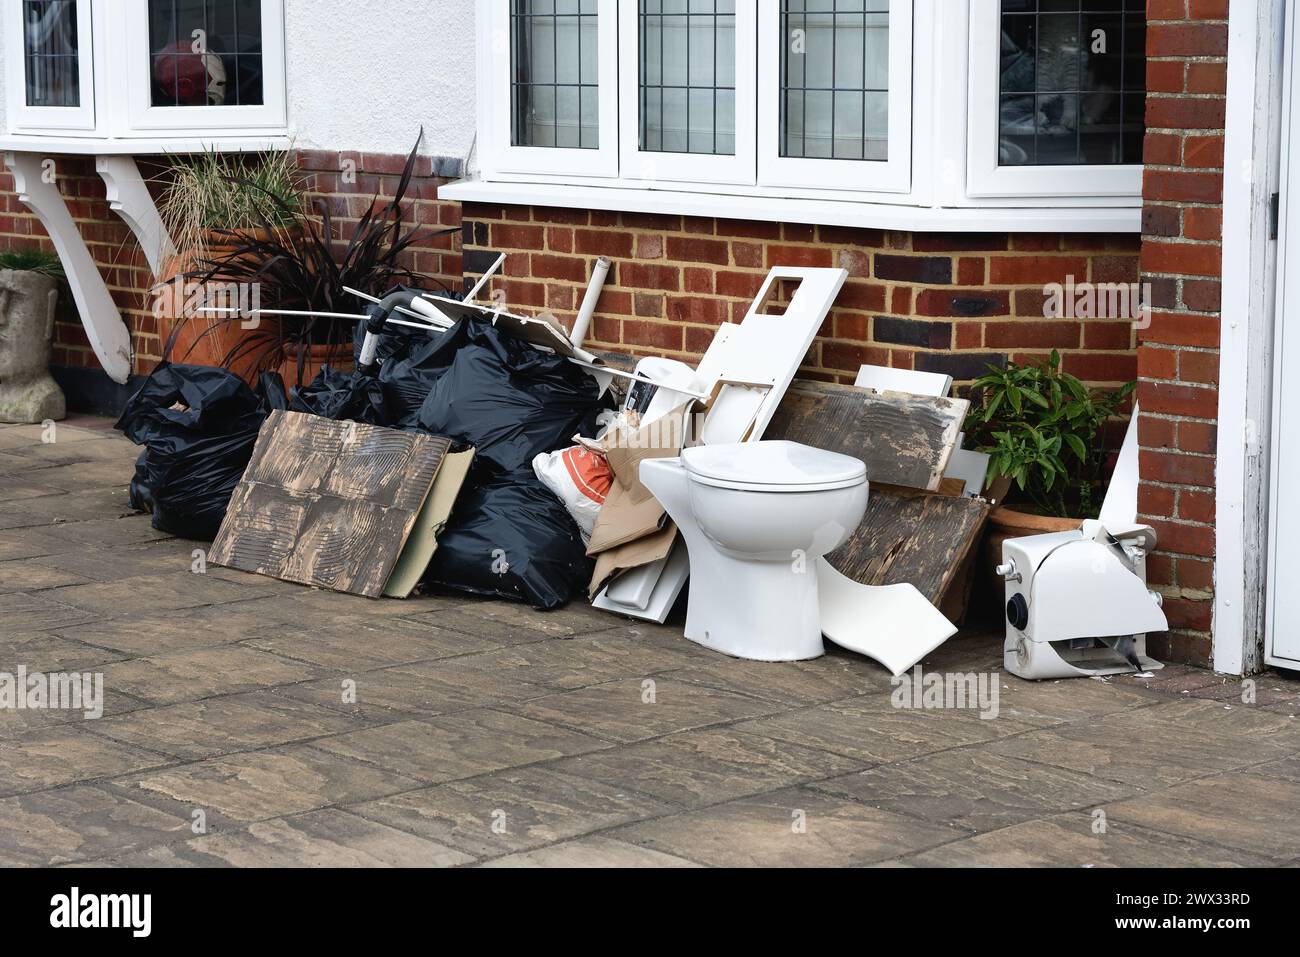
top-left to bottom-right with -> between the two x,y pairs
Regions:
1216,0 -> 1287,674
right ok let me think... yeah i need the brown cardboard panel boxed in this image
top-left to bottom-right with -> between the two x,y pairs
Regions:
210,411 -> 451,598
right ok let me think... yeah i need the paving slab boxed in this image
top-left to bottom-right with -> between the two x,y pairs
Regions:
349,764 -> 675,859
99,645 -> 327,706
0,727 -> 171,795
905,812 -> 1275,868
552,728 -> 866,809
123,744 -> 422,823
478,835 -> 701,868
310,710 -> 610,784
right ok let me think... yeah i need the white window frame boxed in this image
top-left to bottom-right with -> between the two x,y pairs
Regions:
757,0 -> 912,194
4,0 -> 97,132
120,0 -> 287,134
478,0 -> 620,179
617,0 -> 757,186
965,0 -> 1142,199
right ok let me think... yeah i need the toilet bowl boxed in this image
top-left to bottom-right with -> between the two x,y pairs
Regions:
640,441 -> 869,662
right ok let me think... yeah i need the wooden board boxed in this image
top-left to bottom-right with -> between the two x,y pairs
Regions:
766,380 -> 968,491
209,411 -> 451,598
825,486 -> 991,606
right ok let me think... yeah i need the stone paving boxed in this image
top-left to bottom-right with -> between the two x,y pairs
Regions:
2,418 -> 1300,867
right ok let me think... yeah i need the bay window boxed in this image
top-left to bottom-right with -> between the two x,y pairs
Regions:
3,0 -> 288,142
467,0 -> 1147,230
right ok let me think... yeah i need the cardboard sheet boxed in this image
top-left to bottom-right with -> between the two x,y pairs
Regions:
383,449 -> 475,598
209,411 -> 451,598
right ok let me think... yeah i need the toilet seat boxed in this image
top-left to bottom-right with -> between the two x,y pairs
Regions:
682,441 -> 867,493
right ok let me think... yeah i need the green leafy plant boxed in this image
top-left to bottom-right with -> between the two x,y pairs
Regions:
0,247 -> 64,278
175,133 -> 454,386
157,148 -> 304,267
963,350 -> 1135,519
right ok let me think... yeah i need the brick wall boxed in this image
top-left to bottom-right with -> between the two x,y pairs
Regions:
1136,0 -> 1227,667
0,151 -> 465,375
461,203 -> 1141,390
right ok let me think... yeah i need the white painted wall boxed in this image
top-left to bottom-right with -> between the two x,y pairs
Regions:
284,0 -> 477,162
0,0 -> 478,163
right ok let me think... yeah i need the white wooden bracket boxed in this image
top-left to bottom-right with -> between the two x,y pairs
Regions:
4,151 -> 133,383
96,155 -> 176,275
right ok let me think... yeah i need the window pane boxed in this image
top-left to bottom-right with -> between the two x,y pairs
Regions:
23,0 -> 80,108
779,0 -> 891,163
639,0 -> 737,157
998,1 -> 1146,167
149,0 -> 264,108
511,0 -> 601,150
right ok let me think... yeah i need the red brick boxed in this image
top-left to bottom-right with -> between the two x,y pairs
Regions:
837,281 -> 887,312
1180,489 -> 1216,524
622,320 -> 683,352
822,341 -> 891,373
1186,62 -> 1227,95
493,223 -> 545,248
1143,169 -> 1222,204
1149,63 -> 1187,98
1139,346 -> 1178,380
985,321 -> 1081,349
1181,279 -> 1221,312
683,267 -> 714,294
617,262 -> 681,291
1140,380 -> 1219,418
1177,557 -> 1215,589
531,254 -> 589,283
1085,323 -> 1136,350
835,313 -> 871,341
954,323 -> 983,349
1178,420 -> 1218,454
1139,484 -> 1176,518
1141,241 -> 1221,278
1064,352 -> 1137,383
1140,310 -> 1220,347
912,233 -> 1008,252
547,227 -> 573,253
1145,97 -> 1226,130
1143,205 -> 1182,237
636,234 -> 663,259
1183,135 -> 1225,169
1147,0 -> 1187,20
957,257 -> 985,285
667,236 -> 730,266
1139,415 -> 1177,449
1148,22 -> 1228,58
1144,130 -> 1183,163
1178,350 -> 1219,385
766,244 -> 834,269
633,293 -> 664,317
1140,449 -> 1216,488
1188,0 -> 1228,19
1163,596 -> 1214,631
1183,207 -> 1222,241
666,296 -> 729,324
733,242 -> 764,268
716,271 -> 765,299
574,229 -> 634,258
988,256 -> 1089,285
837,249 -> 872,278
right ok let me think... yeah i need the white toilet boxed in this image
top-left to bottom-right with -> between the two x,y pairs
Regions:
639,441 -> 869,662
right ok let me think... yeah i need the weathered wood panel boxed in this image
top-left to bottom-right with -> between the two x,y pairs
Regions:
210,411 -> 451,598
766,381 -> 968,491
825,486 -> 990,605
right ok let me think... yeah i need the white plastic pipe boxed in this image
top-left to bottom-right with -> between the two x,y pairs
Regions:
465,253 -> 507,303
571,257 -> 611,350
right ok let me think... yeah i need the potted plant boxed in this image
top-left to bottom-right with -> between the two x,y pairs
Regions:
180,135 -> 454,389
153,148 -> 305,382
963,350 -> 1136,545
0,248 -> 67,423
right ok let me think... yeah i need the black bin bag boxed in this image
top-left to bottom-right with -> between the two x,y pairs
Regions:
116,363 -> 287,540
410,316 -> 608,609
423,468 -> 594,610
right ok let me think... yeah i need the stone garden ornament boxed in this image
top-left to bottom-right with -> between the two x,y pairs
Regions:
0,268 -> 66,423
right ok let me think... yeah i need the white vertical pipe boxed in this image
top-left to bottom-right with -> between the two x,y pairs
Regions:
571,257 -> 611,349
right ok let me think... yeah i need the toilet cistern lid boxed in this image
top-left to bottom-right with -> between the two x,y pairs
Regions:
682,441 -> 867,491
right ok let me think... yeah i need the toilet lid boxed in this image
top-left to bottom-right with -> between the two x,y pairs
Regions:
682,441 -> 867,492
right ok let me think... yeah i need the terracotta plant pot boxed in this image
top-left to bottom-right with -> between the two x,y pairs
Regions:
154,228 -> 293,385
279,342 -> 356,390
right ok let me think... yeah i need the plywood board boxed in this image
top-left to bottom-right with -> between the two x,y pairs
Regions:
766,381 -> 968,492
825,486 -> 991,606
210,411 -> 451,598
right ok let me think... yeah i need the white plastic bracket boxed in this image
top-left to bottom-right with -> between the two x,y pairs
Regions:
96,155 -> 176,275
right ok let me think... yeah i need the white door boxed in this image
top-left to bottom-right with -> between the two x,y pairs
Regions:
1267,5 -> 1300,666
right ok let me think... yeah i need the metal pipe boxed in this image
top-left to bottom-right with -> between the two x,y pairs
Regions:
571,257 -> 611,350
